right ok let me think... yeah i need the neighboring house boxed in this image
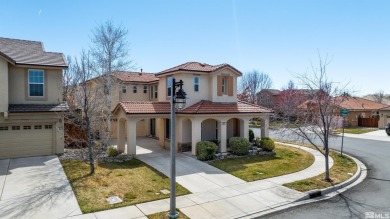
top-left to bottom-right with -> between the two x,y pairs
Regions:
112,62 -> 273,156
378,106 -> 390,129
0,37 -> 68,159
84,71 -> 159,137
256,89 -> 281,109
298,96 -> 389,128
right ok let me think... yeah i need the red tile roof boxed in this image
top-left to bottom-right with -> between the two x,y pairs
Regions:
115,101 -> 171,114
112,71 -> 158,83
180,100 -> 273,114
0,37 -> 67,67
336,97 -> 389,110
156,62 -> 242,76
114,100 -> 273,115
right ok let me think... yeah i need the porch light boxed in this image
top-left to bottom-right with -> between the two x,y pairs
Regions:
169,78 -> 187,219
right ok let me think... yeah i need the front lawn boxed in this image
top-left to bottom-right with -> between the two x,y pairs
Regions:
210,144 -> 314,182
335,127 -> 378,134
61,159 -> 190,213
284,151 -> 357,192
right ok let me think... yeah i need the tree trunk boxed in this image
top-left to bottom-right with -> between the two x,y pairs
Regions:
324,146 -> 330,181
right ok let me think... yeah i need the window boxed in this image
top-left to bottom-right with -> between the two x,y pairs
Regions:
221,76 -> 228,95
12,126 -> 20,130
133,85 -> 137,93
194,76 -> 199,92
154,85 -> 158,98
165,119 -> 170,139
167,77 -> 172,96
104,85 -> 109,95
150,85 -> 154,99
122,85 -> 127,93
0,126 -> 8,131
23,126 -> 31,130
28,70 -> 44,97
34,125 -> 42,130
45,125 -> 53,129
143,86 -> 147,94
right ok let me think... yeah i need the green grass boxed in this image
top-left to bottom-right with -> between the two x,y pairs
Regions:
210,144 -> 315,182
61,159 -> 190,213
284,151 -> 357,192
335,127 -> 378,134
148,210 -> 190,219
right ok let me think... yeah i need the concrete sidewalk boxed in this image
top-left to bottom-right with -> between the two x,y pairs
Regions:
67,139 -> 334,219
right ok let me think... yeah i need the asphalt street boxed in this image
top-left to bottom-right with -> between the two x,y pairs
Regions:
260,130 -> 390,219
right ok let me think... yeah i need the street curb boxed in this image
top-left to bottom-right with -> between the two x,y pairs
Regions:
237,148 -> 367,219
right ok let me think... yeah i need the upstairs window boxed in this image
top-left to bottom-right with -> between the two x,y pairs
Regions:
143,86 -> 148,93
194,76 -> 199,92
154,85 -> 158,98
28,70 -> 44,97
221,76 -> 228,95
122,85 -> 127,93
133,85 -> 137,93
167,77 -> 172,96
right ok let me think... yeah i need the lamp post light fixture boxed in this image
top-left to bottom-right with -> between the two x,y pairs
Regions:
169,78 -> 187,219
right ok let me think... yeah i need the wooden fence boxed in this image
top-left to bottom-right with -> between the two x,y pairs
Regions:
358,118 -> 379,127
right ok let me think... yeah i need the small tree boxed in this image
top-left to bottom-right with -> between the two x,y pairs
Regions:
372,90 -> 385,103
279,54 -> 348,181
239,70 -> 272,104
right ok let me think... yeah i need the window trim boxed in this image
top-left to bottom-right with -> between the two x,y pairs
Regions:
133,85 -> 137,93
167,77 -> 172,97
143,85 -> 148,94
28,69 -> 45,97
122,85 -> 127,93
154,85 -> 158,98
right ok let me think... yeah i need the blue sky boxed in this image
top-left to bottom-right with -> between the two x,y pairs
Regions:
1,0 -> 389,95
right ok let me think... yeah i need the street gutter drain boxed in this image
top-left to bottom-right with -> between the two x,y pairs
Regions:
308,190 -> 322,199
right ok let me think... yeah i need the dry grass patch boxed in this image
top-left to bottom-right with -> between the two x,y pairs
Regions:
284,151 -> 357,192
148,210 -> 190,219
61,159 -> 190,213
335,127 -> 378,134
210,144 -> 314,182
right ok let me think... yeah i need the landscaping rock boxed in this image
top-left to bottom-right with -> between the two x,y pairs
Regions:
107,196 -> 123,204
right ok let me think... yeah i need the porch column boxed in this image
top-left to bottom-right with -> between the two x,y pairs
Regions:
240,118 -> 250,140
191,118 -> 202,155
219,120 -> 227,153
126,118 -> 137,155
157,118 -> 165,147
117,119 -> 126,153
261,116 -> 270,138
145,118 -> 151,136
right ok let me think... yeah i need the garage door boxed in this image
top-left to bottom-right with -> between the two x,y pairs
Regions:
0,124 -> 54,159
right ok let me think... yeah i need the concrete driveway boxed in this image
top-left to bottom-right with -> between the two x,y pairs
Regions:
0,156 -> 81,219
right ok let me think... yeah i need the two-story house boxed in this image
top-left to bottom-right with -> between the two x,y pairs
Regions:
0,37 -> 68,159
112,62 -> 273,156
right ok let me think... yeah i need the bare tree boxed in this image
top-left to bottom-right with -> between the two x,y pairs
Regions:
62,55 -> 73,102
287,80 -> 296,89
278,54 -> 348,181
372,90 -> 385,103
91,20 -> 133,146
239,70 -> 272,104
64,50 -> 102,174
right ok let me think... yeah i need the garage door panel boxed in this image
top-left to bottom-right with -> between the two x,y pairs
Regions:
0,124 -> 53,159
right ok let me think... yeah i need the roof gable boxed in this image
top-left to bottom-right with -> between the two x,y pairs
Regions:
156,62 -> 242,76
0,37 -> 67,68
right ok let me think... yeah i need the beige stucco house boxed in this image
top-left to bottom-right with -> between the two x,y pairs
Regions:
0,37 -> 68,159
112,62 -> 273,156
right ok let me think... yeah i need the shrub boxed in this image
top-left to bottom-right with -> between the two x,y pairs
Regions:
228,137 -> 250,155
94,141 -> 102,148
254,137 -> 261,147
206,139 -> 221,146
249,129 -> 255,142
259,137 -> 275,151
196,141 -> 218,161
107,146 -> 119,157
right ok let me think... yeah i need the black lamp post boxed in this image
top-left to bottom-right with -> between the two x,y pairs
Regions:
169,78 -> 186,219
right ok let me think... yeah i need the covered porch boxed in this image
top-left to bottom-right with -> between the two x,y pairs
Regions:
112,101 -> 273,156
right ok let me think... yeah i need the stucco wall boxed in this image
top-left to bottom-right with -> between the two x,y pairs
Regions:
8,66 -> 62,104
119,84 -> 151,102
0,59 -> 8,112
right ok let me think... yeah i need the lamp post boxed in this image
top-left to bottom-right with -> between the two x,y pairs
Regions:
169,78 -> 186,219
